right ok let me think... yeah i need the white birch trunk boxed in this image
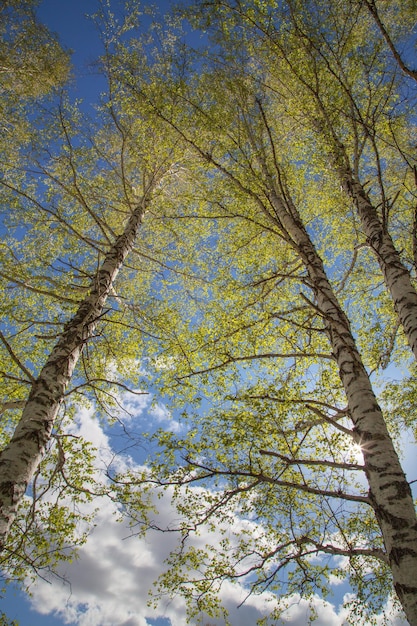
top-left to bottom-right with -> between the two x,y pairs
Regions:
0,198 -> 147,552
341,169 -> 417,362
268,189 -> 417,626
312,127 -> 417,362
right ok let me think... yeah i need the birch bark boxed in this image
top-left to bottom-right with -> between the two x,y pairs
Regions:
309,121 -> 417,364
340,167 -> 417,362
267,187 -> 417,625
0,195 -> 149,552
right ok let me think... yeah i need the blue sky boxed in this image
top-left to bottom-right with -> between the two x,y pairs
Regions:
1,2 -> 416,625
37,0 -> 107,107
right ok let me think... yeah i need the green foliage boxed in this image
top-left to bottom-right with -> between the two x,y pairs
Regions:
0,0 -> 70,98
0,410 -> 101,584
0,0 -> 70,164
1,1 -> 416,624
0,612 -> 18,626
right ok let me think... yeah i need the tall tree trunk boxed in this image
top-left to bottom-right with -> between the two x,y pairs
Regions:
268,188 -> 417,625
307,73 -> 417,363
0,196 -> 149,553
340,165 -> 417,362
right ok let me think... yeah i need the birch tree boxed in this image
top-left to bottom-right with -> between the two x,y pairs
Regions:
0,8 -> 189,578
112,5 -> 417,624
277,0 -> 417,363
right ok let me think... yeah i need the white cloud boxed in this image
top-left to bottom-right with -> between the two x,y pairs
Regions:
105,387 -> 184,434
274,594 -> 349,625
148,402 -> 183,433
117,390 -> 151,424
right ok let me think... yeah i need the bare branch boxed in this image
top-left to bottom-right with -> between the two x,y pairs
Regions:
0,330 -> 35,383
0,401 -> 26,415
0,271 -> 79,304
259,449 -> 364,471
175,350 -> 333,382
362,0 -> 417,83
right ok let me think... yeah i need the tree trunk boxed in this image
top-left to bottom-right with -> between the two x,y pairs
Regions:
269,188 -> 417,625
341,167 -> 417,362
0,198 -> 148,553
311,123 -> 417,364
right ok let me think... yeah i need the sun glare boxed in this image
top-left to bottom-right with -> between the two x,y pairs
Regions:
346,441 -> 365,464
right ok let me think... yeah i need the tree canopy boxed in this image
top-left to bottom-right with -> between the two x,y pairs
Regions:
0,1 -> 416,625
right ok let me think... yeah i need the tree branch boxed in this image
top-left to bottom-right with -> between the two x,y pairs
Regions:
0,330 -> 35,383
259,449 -> 364,471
